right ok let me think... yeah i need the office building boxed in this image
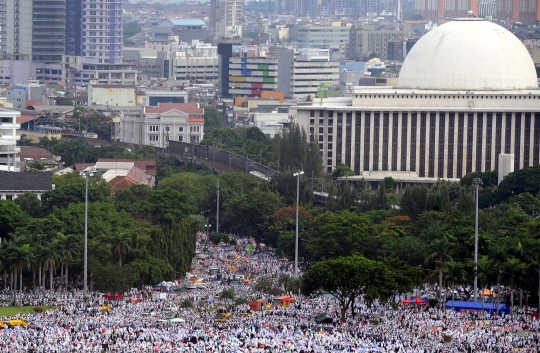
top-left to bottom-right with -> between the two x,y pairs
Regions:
496,0 -> 538,24
0,107 -> 21,172
297,18 -> 540,185
290,49 -> 340,98
228,49 -> 339,99
414,0 -> 479,21
349,26 -> 407,61
478,0 -> 497,18
0,0 -> 66,62
387,41 -> 404,61
277,0 -> 321,17
296,22 -> 352,50
415,0 -> 538,23
64,0 -> 137,87
32,0 -> 66,62
210,0 -> 243,42
171,56 -> 219,85
229,57 -> 279,96
217,42 -> 234,98
154,19 -> 207,44
357,0 -> 402,19
66,0 -> 83,56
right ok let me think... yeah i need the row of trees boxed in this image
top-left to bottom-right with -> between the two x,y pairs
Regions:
0,170 -> 199,298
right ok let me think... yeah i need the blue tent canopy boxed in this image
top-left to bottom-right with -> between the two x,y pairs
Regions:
445,300 -> 509,315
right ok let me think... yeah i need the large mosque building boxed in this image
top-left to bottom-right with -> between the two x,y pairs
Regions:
297,17 -> 540,187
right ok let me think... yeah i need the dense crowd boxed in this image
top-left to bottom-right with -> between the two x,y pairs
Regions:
0,235 -> 538,352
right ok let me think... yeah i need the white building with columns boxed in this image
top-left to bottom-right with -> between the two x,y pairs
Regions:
118,103 -> 205,148
0,108 -> 21,172
297,18 -> 540,187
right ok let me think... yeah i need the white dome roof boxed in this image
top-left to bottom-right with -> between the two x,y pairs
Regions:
398,19 -> 538,91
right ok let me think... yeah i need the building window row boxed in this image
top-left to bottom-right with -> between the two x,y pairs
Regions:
307,110 -> 540,179
355,94 -> 540,100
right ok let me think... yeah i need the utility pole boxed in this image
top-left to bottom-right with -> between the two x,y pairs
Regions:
293,170 -> 304,277
473,178 -> 482,302
216,179 -> 220,233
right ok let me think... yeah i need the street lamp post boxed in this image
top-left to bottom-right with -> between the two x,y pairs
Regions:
293,170 -> 304,277
473,177 -> 482,302
80,170 -> 95,297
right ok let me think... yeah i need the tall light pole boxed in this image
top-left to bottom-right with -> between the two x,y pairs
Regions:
216,179 -> 220,233
293,170 -> 304,277
80,170 -> 94,297
473,178 -> 482,302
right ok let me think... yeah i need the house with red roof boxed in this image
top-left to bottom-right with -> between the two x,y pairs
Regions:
118,102 -> 206,148
76,160 -> 156,194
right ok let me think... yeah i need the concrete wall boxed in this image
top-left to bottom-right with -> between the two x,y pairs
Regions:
89,86 -> 136,106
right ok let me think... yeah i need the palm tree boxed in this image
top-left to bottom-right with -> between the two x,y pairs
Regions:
444,261 -> 466,310
42,239 -> 63,299
425,236 -> 453,306
477,255 -> 494,311
4,235 -> 33,305
489,246 -> 507,315
61,234 -> 81,291
503,257 -> 527,310
111,233 -> 131,267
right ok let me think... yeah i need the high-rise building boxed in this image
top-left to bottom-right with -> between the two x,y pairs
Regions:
210,0 -> 243,42
217,42 -> 234,98
66,0 -> 83,56
357,0 -> 402,19
349,26 -> 408,61
0,0 -> 66,62
415,0 -> 537,23
479,0 -> 497,18
64,0 -> 137,87
32,0 -> 66,62
496,0 -> 538,24
81,0 -> 123,64
296,22 -> 352,50
278,0 -> 320,18
414,0 -> 479,21
0,0 -> 33,60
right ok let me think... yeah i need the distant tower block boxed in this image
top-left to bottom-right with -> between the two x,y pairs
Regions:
498,154 -> 515,185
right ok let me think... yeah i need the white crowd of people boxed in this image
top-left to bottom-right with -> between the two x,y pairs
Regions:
0,233 -> 538,352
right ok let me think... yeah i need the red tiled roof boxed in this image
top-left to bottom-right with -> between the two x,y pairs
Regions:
25,100 -> 44,108
109,175 -> 140,194
17,146 -> 57,162
17,115 -> 36,124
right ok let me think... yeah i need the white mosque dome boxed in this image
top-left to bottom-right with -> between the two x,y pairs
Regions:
398,18 -> 538,91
